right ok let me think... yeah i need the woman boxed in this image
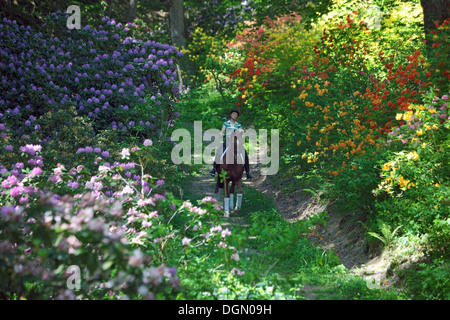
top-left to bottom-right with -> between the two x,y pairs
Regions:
209,108 -> 252,179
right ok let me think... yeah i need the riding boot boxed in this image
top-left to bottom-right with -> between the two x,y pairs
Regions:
209,162 -> 217,177
244,152 -> 252,179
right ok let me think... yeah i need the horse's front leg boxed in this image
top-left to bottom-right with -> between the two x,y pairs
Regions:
235,179 -> 243,212
223,174 -> 230,218
229,181 -> 235,212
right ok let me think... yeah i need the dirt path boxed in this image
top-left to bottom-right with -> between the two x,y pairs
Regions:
186,149 -> 389,292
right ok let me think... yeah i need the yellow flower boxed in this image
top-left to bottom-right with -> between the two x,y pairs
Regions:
416,129 -> 423,135
406,151 -> 419,161
398,175 -> 410,188
435,183 -> 440,187
432,124 -> 439,130
403,111 -> 413,121
395,113 -> 403,120
429,108 -> 436,113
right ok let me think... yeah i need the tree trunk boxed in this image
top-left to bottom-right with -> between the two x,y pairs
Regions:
169,0 -> 191,94
420,0 -> 450,36
127,0 -> 138,23
106,0 -> 113,19
169,0 -> 186,49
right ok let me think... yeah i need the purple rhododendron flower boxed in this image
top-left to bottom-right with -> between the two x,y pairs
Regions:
1,14 -> 181,140
29,167 -> 43,177
10,185 -> 24,197
15,162 -> 24,170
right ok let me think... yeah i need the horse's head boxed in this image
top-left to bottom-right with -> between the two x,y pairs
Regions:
230,129 -> 244,154
230,129 -> 243,142
224,129 -> 244,165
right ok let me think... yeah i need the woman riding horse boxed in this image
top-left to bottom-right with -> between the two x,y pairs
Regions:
215,129 -> 245,217
209,108 -> 252,179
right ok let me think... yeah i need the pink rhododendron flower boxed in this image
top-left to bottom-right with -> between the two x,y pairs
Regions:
122,185 -> 134,194
182,237 -> 191,246
210,225 -> 222,233
201,196 -> 218,204
221,228 -> 232,238
120,148 -> 130,157
231,268 -> 245,276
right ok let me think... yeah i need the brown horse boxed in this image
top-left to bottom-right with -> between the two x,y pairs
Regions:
214,130 -> 245,217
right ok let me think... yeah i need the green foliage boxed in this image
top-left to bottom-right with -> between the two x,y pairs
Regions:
396,259 -> 450,300
367,220 -> 402,249
331,146 -> 389,213
428,218 -> 450,259
34,105 -> 96,169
